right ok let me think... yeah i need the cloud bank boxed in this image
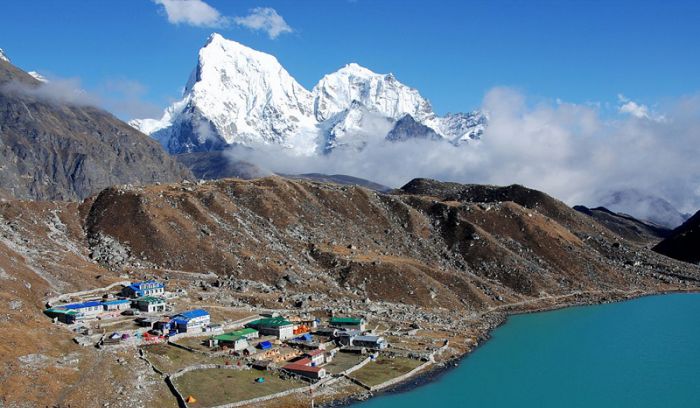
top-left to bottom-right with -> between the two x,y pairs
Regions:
1,75 -> 161,120
234,7 -> 293,39
229,88 -> 700,225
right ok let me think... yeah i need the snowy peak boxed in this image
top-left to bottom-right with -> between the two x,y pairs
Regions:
0,48 -> 10,63
132,33 -> 317,154
312,63 -> 434,123
132,33 -> 486,155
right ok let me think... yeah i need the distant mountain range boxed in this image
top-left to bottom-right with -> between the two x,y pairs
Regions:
130,33 -> 486,155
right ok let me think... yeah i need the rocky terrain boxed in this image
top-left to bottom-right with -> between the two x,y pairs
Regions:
653,210 -> 700,264
0,176 -> 698,407
0,56 -> 192,201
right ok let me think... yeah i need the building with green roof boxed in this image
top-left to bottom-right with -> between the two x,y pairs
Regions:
44,308 -> 79,324
211,328 -> 259,350
329,316 -> 366,331
133,296 -> 166,313
246,317 -> 295,340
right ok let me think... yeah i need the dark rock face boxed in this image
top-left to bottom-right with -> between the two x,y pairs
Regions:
175,150 -> 270,180
386,114 -> 442,142
0,59 -> 192,201
653,210 -> 700,264
574,206 -> 671,246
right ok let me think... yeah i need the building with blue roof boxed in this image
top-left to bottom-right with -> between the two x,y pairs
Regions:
102,299 -> 131,312
171,309 -> 210,333
121,280 -> 165,298
56,301 -> 103,319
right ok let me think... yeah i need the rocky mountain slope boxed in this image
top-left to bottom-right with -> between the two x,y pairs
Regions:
0,56 -> 192,201
573,205 -> 671,246
653,210 -> 700,264
1,177 -> 698,406
131,33 -> 487,155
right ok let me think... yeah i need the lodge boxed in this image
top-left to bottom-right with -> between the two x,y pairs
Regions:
121,280 -> 165,298
102,299 -> 131,312
171,309 -> 211,333
246,317 -> 295,340
133,296 -> 166,313
329,316 -> 366,331
210,328 -> 259,350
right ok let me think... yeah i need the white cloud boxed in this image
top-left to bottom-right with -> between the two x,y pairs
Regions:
1,75 -> 163,120
228,88 -> 700,224
618,93 -> 665,121
234,7 -> 293,39
154,0 -> 229,28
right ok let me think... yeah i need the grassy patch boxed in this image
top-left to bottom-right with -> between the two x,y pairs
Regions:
350,357 -> 423,387
323,352 -> 367,375
174,368 -> 305,407
170,336 -> 212,352
142,344 -> 231,374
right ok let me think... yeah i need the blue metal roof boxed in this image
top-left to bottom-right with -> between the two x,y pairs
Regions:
258,340 -> 272,349
127,280 -> 164,291
102,299 -> 130,305
63,301 -> 102,310
173,309 -> 209,320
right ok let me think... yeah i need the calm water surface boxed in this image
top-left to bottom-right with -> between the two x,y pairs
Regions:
357,293 -> 700,408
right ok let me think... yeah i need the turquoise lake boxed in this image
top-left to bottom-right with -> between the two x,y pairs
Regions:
357,293 -> 700,408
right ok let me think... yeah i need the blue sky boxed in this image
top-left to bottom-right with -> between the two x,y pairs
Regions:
1,0 -> 699,119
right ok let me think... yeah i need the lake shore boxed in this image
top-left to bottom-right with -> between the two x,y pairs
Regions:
317,287 -> 700,408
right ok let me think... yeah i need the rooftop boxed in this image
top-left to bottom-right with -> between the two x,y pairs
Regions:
283,362 -> 322,373
45,308 -> 78,316
61,301 -> 102,310
213,328 -> 258,342
247,317 -> 293,328
102,299 -> 130,305
129,280 -> 164,290
330,317 -> 364,325
173,309 -> 209,320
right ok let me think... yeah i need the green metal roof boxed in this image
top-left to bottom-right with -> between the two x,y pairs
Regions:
330,317 -> 364,325
213,328 -> 258,342
135,296 -> 165,304
246,317 -> 293,328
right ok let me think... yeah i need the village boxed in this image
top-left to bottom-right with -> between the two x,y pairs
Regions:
43,279 -> 458,408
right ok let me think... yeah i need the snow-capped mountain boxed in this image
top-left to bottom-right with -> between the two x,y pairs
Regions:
131,33 -> 487,155
131,33 -> 318,154
312,63 -> 434,123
